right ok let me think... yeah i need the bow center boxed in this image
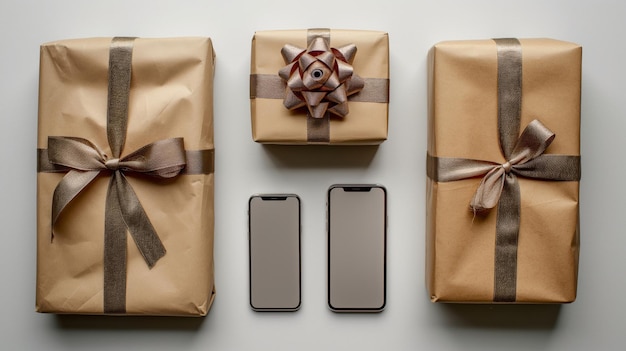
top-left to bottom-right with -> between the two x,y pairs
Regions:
311,68 -> 324,80
105,158 -> 121,171
501,161 -> 512,173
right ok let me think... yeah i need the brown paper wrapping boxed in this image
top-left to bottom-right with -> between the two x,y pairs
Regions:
250,29 -> 389,144
36,37 -> 215,315
426,39 -> 581,303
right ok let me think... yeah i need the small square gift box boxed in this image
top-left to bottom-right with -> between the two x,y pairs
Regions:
426,38 -> 582,303
36,37 -> 216,315
250,29 -> 389,144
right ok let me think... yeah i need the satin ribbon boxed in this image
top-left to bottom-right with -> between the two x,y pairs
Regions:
426,38 -> 581,302
42,37 -> 197,313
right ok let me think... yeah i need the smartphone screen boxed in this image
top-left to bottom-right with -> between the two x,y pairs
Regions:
249,194 -> 301,311
328,185 -> 387,312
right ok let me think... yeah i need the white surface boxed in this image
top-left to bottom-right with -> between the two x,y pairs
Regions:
1,0 -> 624,350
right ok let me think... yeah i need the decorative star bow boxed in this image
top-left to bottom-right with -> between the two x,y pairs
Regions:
278,37 -> 364,118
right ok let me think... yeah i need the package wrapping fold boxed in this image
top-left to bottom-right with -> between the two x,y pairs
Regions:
36,37 -> 215,315
250,29 -> 389,144
426,38 -> 581,303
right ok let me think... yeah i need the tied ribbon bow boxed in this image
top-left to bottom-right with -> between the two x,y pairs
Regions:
470,119 -> 554,213
278,35 -> 364,119
48,136 -> 186,243
46,37 -> 187,313
427,38 -> 581,302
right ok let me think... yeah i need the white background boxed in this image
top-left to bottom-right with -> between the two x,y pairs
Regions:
1,0 -> 625,350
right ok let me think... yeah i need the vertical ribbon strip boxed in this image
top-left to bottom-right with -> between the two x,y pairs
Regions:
105,37 -> 141,313
426,39 -> 581,302
493,38 -> 523,301
38,37 -> 213,313
306,28 -> 332,142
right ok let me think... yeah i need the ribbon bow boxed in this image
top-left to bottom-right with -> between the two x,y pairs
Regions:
470,119 -> 554,212
278,36 -> 364,118
48,136 -> 186,248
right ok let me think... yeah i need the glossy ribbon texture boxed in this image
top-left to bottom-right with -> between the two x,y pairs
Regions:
426,38 -> 581,302
37,37 -> 209,313
278,33 -> 364,119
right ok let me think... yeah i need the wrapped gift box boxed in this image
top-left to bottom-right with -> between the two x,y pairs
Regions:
250,29 -> 389,144
426,38 -> 581,303
36,37 -> 216,315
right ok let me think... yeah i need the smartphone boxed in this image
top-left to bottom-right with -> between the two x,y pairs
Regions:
327,184 -> 387,312
249,194 -> 301,311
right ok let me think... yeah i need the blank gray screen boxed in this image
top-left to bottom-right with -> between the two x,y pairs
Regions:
250,196 -> 300,310
329,186 -> 385,310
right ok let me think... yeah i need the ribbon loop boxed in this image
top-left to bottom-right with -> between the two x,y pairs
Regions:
117,137 -> 186,178
469,119 -> 556,212
509,119 -> 555,164
47,136 -> 108,171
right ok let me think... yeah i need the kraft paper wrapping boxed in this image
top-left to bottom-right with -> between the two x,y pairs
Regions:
426,39 -> 581,303
250,29 -> 389,144
36,37 -> 215,315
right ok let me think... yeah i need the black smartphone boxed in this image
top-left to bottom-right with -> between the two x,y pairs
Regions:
327,184 -> 387,312
249,194 -> 301,311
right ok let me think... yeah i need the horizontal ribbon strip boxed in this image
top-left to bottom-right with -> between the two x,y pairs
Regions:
427,154 -> 580,184
250,74 -> 389,103
426,38 -> 581,302
38,148 -> 214,175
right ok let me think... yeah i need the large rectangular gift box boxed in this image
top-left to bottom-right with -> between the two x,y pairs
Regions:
36,37 -> 216,315
426,38 -> 582,303
250,29 -> 389,144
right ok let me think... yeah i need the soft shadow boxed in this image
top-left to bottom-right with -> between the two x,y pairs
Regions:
437,303 -> 561,330
262,144 -> 379,169
328,311 -> 385,319
54,314 -> 206,331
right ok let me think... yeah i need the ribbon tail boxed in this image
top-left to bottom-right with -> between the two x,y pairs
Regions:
493,173 -> 520,302
470,167 -> 506,213
103,172 -> 128,313
51,170 -> 100,240
115,173 -> 166,268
